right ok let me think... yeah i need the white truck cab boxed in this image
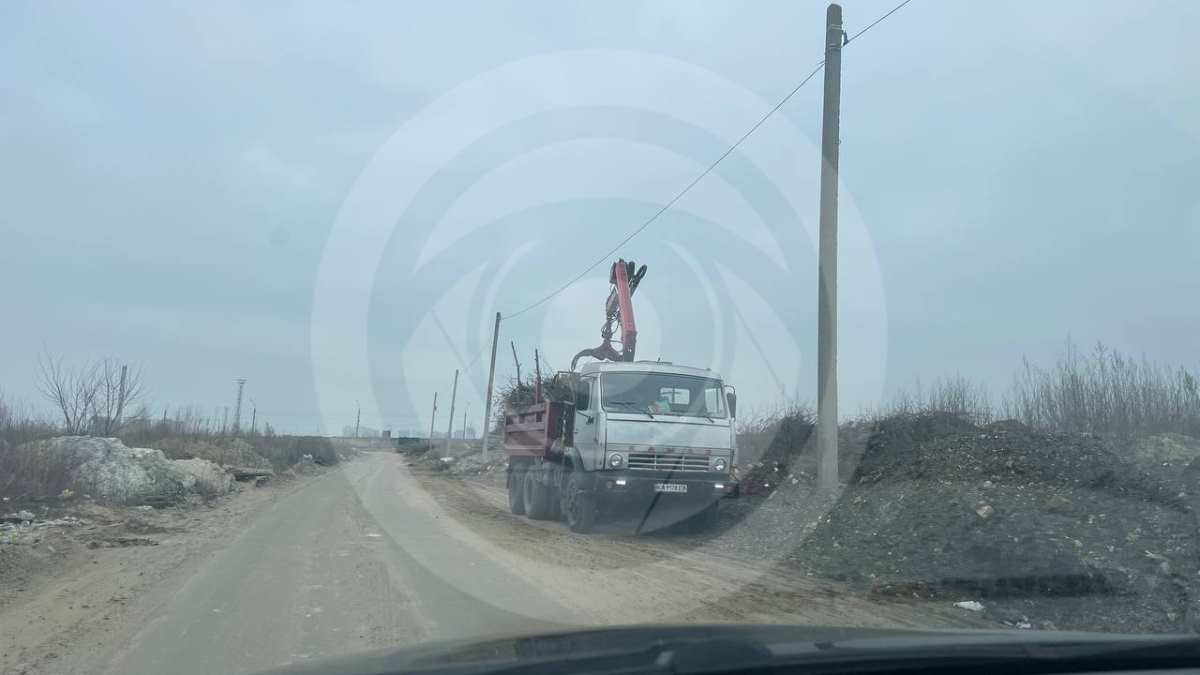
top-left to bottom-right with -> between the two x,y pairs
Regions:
572,360 -> 737,476
503,258 -> 738,533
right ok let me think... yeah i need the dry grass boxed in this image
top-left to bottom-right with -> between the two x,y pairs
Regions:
876,374 -> 994,424
0,437 -> 88,500
246,435 -> 338,471
1006,342 -> 1200,439
1,389 -> 338,499
153,437 -> 272,469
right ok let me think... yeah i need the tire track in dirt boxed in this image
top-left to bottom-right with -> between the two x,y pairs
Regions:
406,463 -> 990,630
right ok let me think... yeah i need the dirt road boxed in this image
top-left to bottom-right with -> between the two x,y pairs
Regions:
1,452 -> 981,675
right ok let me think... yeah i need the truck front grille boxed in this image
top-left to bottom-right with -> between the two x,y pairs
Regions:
627,452 -> 710,472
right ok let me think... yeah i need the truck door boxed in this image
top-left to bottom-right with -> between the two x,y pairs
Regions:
573,376 -> 600,469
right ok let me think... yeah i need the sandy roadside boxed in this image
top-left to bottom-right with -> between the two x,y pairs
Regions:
0,466 -> 332,675
403,465 -> 992,631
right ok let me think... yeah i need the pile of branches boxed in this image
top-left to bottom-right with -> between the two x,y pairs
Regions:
498,372 -> 574,409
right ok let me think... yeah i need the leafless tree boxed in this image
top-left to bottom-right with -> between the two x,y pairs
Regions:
36,353 -> 145,436
93,359 -> 145,435
37,353 -> 101,434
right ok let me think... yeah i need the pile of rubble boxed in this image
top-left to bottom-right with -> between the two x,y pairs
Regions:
18,436 -> 234,504
1,509 -> 87,546
797,413 -> 1200,634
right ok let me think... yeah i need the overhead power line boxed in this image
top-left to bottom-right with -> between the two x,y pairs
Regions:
502,63 -> 825,322
845,0 -> 913,44
497,0 -> 915,324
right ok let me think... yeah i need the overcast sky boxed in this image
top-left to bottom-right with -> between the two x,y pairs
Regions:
2,1 -> 1198,434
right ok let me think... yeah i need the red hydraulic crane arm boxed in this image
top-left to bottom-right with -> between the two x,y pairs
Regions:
610,260 -> 637,361
571,259 -> 647,371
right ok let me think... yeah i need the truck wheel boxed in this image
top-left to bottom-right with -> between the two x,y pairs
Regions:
508,465 -> 527,515
546,480 -> 562,521
523,468 -> 551,520
564,471 -> 596,533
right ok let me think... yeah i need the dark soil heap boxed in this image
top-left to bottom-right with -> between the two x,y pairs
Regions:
800,413 -> 1200,634
738,413 -> 816,496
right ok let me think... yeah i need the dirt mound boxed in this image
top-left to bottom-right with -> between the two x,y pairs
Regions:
1133,433 -> 1200,467
801,413 -> 1197,633
983,419 -> 1032,434
17,437 -> 234,504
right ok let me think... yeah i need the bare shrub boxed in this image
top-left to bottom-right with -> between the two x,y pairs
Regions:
247,436 -> 337,471
0,437 -> 87,499
0,391 -> 58,448
873,374 -> 994,424
153,437 -> 271,469
1006,341 -> 1200,438
736,402 -> 815,467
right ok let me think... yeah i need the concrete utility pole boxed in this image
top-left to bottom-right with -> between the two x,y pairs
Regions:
233,378 -> 246,437
462,403 -> 468,440
249,399 -> 257,436
481,312 -> 501,460
445,369 -> 458,454
510,341 -> 521,389
115,365 -> 128,429
354,400 -> 361,438
533,349 -> 542,401
428,392 -> 438,450
817,3 -> 844,491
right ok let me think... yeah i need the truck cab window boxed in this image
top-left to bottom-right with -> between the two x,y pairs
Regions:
601,373 -> 726,418
660,388 -> 689,406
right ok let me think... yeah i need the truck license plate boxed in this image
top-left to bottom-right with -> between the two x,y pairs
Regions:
654,483 -> 687,493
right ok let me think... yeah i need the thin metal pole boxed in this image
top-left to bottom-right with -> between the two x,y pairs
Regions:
429,392 -> 438,451
445,369 -> 459,454
481,312 -> 501,460
817,3 -> 843,491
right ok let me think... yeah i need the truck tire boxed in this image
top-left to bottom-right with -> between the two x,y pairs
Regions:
523,468 -> 552,520
508,465 -> 527,515
546,477 -> 562,521
564,470 -> 596,534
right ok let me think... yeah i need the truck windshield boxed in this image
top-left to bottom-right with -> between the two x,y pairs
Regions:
601,372 -> 726,418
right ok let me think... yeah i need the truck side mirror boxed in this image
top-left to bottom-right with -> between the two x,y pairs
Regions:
726,391 -> 737,418
575,378 -> 591,410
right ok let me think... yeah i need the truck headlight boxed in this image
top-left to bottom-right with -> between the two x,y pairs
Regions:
608,453 -> 624,469
711,456 -> 728,472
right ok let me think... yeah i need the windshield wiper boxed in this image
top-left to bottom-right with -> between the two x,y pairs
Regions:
608,401 -> 654,419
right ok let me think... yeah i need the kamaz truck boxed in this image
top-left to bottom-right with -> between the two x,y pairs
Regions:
504,259 -> 738,533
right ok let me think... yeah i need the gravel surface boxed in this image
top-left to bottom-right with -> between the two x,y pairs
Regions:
800,414 -> 1200,634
